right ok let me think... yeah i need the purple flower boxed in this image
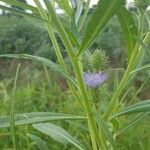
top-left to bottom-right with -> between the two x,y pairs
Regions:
83,72 -> 108,88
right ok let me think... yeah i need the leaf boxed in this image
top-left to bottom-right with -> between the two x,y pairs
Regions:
0,112 -> 86,128
77,0 -> 124,56
112,100 -> 150,117
130,63 -> 150,74
0,0 -> 38,13
0,5 -> 45,22
121,76 -> 149,104
95,114 -> 115,149
27,133 -> 49,150
33,123 -> 86,150
0,54 -> 78,88
10,63 -> 21,149
117,6 -> 138,60
116,112 -> 149,135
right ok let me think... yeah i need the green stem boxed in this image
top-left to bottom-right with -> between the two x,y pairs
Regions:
10,63 -> 21,150
70,59 -> 99,149
39,1 -> 107,148
88,120 -> 98,150
99,129 -> 107,150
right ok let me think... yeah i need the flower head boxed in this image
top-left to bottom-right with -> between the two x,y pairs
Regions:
83,72 -> 108,88
91,49 -> 109,71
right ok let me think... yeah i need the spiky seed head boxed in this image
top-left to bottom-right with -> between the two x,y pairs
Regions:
91,49 -> 109,71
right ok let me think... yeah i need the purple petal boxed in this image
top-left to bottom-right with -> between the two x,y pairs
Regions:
83,72 -> 108,88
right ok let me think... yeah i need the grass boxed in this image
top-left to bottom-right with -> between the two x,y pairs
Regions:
0,62 -> 82,149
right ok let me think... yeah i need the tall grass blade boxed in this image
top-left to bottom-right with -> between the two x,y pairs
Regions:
112,100 -> 150,117
128,76 -> 150,106
0,0 -> 38,13
27,133 -> 49,150
0,112 -> 86,128
0,5 -> 45,22
130,63 -> 150,74
116,112 -> 149,135
33,123 -> 86,150
10,63 -> 21,150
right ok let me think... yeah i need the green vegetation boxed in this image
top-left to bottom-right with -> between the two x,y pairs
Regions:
0,0 -> 150,150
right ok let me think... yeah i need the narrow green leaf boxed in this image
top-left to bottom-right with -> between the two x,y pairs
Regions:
95,114 -> 115,149
0,0 -> 38,13
116,112 -> 149,135
10,63 -> 21,150
78,0 -> 124,56
0,5 -> 45,22
112,100 -> 150,117
0,112 -> 86,128
133,76 -> 149,97
33,123 -> 86,150
130,63 -> 150,74
0,54 -> 78,88
117,6 -> 138,60
0,0 -> 69,31
27,133 -> 49,150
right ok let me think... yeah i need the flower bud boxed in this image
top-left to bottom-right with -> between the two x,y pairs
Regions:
91,49 -> 109,71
